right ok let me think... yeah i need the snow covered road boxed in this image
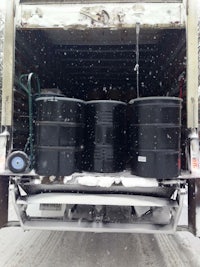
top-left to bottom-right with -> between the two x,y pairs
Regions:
0,228 -> 200,267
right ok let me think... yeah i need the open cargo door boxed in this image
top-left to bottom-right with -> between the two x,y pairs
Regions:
0,178 -> 9,227
188,179 -> 200,237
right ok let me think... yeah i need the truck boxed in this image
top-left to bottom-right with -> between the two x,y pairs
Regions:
0,0 -> 200,236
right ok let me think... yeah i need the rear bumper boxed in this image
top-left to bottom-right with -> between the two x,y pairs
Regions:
9,173 -> 186,233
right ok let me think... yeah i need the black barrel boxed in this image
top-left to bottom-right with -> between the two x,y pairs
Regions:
84,100 -> 127,172
129,97 -> 182,179
35,96 -> 85,176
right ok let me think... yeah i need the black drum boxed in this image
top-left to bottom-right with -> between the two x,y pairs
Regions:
35,96 -> 85,176
129,97 -> 182,178
84,100 -> 127,172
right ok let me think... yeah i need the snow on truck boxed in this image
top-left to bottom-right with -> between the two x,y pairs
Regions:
0,0 -> 200,236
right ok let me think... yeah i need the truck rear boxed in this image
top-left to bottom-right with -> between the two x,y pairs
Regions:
0,0 -> 200,236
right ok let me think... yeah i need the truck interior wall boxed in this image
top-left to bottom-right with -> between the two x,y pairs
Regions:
14,27 -> 186,153
15,30 -> 55,88
15,28 -> 186,97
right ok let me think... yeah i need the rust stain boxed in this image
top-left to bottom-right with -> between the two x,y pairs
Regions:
80,6 -> 110,25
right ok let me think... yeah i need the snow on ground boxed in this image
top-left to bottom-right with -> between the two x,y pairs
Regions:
0,227 -> 199,267
176,232 -> 200,266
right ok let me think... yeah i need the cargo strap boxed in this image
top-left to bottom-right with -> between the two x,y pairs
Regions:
134,22 -> 140,98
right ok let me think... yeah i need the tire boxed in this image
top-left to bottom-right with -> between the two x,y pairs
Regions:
7,151 -> 29,173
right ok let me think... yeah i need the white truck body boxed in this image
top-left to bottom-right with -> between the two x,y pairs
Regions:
0,0 -> 200,236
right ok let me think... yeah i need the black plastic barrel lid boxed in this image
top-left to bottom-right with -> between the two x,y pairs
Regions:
35,96 -> 85,122
129,97 -> 182,124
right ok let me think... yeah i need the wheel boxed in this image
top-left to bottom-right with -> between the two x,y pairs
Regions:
7,151 -> 29,173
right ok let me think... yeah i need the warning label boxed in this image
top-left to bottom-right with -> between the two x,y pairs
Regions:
138,156 -> 147,163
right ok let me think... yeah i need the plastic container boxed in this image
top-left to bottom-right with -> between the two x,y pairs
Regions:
84,100 -> 127,172
128,97 -> 182,178
35,97 -> 85,176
